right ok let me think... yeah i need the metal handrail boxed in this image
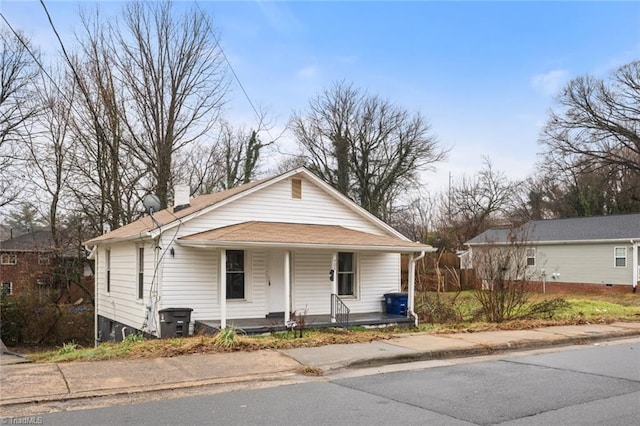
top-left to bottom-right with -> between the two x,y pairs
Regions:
331,293 -> 350,328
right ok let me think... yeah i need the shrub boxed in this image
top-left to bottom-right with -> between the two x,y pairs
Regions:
1,285 -> 93,346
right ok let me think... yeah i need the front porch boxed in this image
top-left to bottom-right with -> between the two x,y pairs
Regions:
195,312 -> 414,335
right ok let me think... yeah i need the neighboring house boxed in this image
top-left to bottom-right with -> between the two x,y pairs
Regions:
466,214 -> 640,294
85,167 -> 435,342
0,230 -> 94,302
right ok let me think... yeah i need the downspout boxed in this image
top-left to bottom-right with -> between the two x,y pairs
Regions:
408,251 -> 426,327
632,240 -> 638,293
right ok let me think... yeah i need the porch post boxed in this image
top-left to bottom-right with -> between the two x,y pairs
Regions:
284,251 -> 291,323
408,253 -> 416,317
220,249 -> 227,329
633,242 -> 638,292
331,252 -> 338,323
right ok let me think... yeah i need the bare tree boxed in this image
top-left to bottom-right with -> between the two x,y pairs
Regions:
114,0 -> 229,208
436,158 -> 520,251
470,228 -> 567,323
69,9 -> 144,233
541,61 -> 640,177
390,191 -> 435,243
175,120 -> 274,195
291,81 -> 446,220
24,67 -> 76,246
0,29 -> 40,208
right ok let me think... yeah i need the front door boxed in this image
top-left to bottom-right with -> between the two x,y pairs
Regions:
268,250 -> 286,314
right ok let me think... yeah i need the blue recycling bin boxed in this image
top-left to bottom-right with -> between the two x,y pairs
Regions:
384,292 -> 408,315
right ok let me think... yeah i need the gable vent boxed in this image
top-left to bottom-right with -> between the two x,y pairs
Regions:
292,178 -> 302,199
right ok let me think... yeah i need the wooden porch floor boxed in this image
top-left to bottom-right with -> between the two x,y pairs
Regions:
195,312 -> 413,335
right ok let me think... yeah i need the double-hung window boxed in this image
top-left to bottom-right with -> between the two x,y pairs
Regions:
137,247 -> 144,299
338,252 -> 356,296
106,249 -> 111,293
525,248 -> 536,267
226,250 -> 245,299
614,247 -> 627,267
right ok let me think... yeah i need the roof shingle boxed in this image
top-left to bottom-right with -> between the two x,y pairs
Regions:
466,213 -> 640,245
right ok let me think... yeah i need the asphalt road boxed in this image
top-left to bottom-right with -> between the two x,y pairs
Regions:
14,339 -> 640,425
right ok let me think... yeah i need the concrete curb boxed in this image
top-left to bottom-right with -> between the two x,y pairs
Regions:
0,370 -> 299,408
346,329 -> 640,369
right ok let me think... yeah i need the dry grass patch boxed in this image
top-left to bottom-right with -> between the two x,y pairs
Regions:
25,292 -> 640,363
296,365 -> 324,376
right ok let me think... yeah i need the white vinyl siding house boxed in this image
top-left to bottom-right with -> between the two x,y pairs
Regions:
86,168 -> 434,342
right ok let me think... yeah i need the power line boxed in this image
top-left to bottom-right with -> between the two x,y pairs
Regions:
195,1 -> 280,145
0,13 -> 74,109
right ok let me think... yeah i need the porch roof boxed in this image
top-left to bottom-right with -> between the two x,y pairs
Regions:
177,221 -> 434,253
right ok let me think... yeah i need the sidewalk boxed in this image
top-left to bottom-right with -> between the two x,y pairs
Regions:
2,322 -> 640,408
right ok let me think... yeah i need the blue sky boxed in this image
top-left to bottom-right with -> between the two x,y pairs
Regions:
2,1 -> 639,192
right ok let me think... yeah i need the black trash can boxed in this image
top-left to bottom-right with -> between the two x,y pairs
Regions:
159,308 -> 193,338
383,293 -> 408,315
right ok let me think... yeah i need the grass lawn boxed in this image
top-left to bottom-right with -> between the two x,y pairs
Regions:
26,292 -> 640,364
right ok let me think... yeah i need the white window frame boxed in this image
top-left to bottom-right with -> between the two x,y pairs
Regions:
2,282 -> 13,295
1,253 -> 17,265
337,252 -> 358,297
137,246 -> 144,299
105,248 -> 111,294
614,247 -> 627,268
38,254 -> 50,265
225,249 -> 246,300
525,248 -> 536,267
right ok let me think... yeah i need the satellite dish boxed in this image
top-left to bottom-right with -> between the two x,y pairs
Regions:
142,194 -> 161,215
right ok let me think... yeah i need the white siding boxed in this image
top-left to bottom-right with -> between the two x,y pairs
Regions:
96,242 -> 148,330
159,247 -> 268,321
531,243 -> 633,285
160,246 -> 219,319
178,175 -> 386,236
356,252 -> 401,312
292,250 -> 333,315
292,250 -> 401,315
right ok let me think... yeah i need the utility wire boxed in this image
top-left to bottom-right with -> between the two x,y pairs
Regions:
0,13 -> 75,111
195,1 -> 280,145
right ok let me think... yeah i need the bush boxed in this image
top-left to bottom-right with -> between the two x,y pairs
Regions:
1,285 -> 93,347
415,291 -> 464,324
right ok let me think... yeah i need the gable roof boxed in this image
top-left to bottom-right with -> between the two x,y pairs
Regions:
84,167 -> 414,246
178,221 -> 433,252
466,213 -> 640,245
84,177 -> 270,245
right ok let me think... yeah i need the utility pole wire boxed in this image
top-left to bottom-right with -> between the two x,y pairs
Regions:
0,13 -> 73,110
38,0 -> 108,146
194,1 -> 280,146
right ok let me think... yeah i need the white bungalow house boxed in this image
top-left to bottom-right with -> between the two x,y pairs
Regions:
85,168 -> 435,342
466,214 -> 640,294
